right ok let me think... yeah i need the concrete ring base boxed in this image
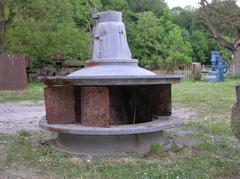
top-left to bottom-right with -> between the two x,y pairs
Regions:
39,115 -> 182,135
51,131 -> 171,156
40,116 -> 182,156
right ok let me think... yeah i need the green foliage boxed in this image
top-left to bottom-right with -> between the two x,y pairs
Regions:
127,0 -> 171,18
210,0 -> 240,38
0,82 -> 44,102
166,26 -> 192,64
4,0 -> 92,67
191,30 -> 209,62
172,4 -> 236,64
71,0 -> 102,29
101,0 -> 129,11
148,144 -> 165,157
2,0 -> 235,67
130,11 -> 192,66
173,79 -> 236,115
172,6 -> 205,32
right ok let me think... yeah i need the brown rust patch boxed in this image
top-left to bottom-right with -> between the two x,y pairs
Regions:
44,86 -> 76,124
133,134 -> 140,148
81,86 -> 110,127
0,54 -> 27,90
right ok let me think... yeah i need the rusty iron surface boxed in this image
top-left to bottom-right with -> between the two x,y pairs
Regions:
81,87 -> 110,127
109,85 -> 172,125
44,86 -> 76,124
152,85 -> 172,116
0,54 -> 27,90
43,85 -> 173,126
74,86 -> 81,123
109,87 -> 129,125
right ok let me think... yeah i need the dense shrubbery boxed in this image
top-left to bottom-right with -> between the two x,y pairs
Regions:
1,0 -> 235,67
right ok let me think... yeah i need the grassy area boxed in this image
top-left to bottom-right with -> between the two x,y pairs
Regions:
173,79 -> 237,115
2,130 -> 240,178
1,79 -> 240,178
0,82 -> 44,102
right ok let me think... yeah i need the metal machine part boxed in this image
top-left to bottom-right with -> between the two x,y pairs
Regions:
208,51 -> 228,82
40,11 -> 183,156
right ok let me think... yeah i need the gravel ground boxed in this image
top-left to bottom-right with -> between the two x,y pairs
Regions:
0,101 -> 45,135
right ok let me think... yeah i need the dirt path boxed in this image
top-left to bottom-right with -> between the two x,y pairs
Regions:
0,101 -> 45,135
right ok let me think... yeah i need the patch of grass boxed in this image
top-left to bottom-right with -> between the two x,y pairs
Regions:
148,144 -> 166,158
179,122 -> 240,164
0,82 -> 44,102
173,79 -> 237,115
196,138 -> 240,161
180,119 -> 240,161
183,120 -> 232,136
4,131 -> 240,178
0,134 -> 14,142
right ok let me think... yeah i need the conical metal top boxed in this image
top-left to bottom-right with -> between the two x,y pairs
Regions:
68,11 -> 156,77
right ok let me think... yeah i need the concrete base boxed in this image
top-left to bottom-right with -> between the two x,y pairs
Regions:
40,116 -> 182,156
52,131 -> 170,156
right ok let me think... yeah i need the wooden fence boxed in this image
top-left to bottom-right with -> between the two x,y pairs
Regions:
149,62 -> 193,78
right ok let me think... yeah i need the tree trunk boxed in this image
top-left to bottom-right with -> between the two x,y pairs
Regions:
0,0 -> 4,53
232,47 -> 240,76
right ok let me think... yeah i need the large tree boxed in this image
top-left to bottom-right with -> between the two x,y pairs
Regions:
4,0 -> 93,67
200,0 -> 240,75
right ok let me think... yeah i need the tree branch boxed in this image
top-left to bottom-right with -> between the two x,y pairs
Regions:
199,0 -> 235,51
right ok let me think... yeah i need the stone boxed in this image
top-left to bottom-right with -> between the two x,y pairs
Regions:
81,87 -> 110,127
44,86 -> 75,124
191,62 -> 202,81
